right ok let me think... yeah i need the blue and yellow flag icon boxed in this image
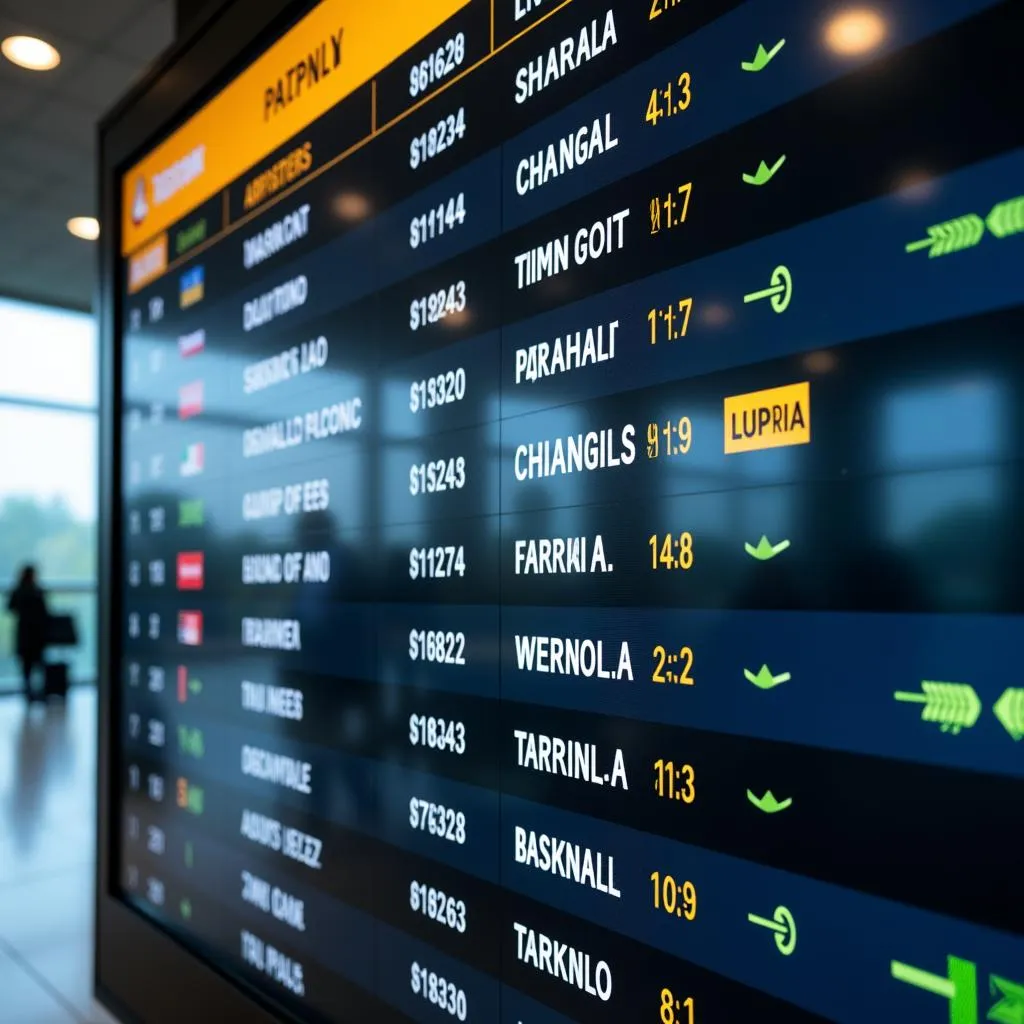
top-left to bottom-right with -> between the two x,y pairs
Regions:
179,265 -> 205,308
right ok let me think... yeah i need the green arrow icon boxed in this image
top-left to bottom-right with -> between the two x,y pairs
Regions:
893,681 -> 981,734
188,677 -> 203,695
743,155 -> 787,186
744,665 -> 791,690
180,898 -> 192,920
747,789 -> 793,814
904,194 -> 1024,259
905,214 -> 985,258
743,265 -> 792,313
993,688 -> 1024,741
741,39 -> 786,72
747,905 -> 797,955
989,974 -> 1024,1024
891,955 -> 977,1024
745,536 -> 791,561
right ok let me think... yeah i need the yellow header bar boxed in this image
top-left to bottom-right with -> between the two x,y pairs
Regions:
121,0 -> 468,256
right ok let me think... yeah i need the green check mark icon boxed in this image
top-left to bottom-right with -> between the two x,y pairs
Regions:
747,790 -> 793,814
743,155 -> 787,186
745,536 -> 791,561
744,665 -> 791,690
741,39 -> 786,72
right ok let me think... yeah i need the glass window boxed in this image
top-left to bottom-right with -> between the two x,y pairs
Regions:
0,395 -> 97,689
882,378 -> 1004,469
0,407 -> 97,583
0,298 -> 97,408
0,294 -> 96,688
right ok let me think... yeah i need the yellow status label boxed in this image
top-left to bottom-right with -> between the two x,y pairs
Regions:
127,233 -> 168,294
724,381 -> 811,454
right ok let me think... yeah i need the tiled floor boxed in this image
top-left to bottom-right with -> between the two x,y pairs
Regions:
0,689 -> 120,1023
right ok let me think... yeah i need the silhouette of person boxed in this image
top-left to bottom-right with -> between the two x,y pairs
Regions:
7,565 -> 48,701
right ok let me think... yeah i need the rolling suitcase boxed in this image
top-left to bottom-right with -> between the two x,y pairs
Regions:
44,661 -> 69,699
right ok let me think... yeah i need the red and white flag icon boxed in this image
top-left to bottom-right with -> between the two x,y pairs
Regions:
180,442 -> 204,477
176,552 -> 204,590
177,611 -> 203,646
178,329 -> 205,358
178,380 -> 204,420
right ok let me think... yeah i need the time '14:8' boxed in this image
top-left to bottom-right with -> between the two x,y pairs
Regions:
650,532 -> 694,570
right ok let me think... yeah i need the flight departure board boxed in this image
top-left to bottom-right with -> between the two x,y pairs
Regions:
115,0 -> 1024,1021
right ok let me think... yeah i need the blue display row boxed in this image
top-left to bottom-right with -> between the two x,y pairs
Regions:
123,595 -> 1024,778
120,751 -> 1024,1024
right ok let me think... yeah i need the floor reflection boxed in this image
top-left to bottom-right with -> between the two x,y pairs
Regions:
0,688 -> 118,1023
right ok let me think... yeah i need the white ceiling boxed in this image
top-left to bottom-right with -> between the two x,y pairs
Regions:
0,0 -> 174,310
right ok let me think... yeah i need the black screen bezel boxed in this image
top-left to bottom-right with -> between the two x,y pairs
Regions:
94,2 -> 325,1021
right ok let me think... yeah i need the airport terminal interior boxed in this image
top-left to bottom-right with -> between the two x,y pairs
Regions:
1,0 -> 1022,1022
2,2 -> 173,1018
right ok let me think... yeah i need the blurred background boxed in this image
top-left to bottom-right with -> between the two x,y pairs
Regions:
0,0 -> 208,694
0,5 -> 192,1021
0,298 -> 98,693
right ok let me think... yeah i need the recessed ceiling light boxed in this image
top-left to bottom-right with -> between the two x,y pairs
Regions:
333,192 -> 372,221
67,217 -> 100,241
1,35 -> 61,71
824,8 -> 887,56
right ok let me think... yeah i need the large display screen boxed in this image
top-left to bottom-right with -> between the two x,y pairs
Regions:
116,0 -> 1024,1020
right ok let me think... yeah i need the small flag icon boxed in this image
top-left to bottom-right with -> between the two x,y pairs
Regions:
177,666 -> 202,702
178,498 -> 204,527
180,443 -> 204,478
178,329 -> 205,358
178,380 -> 204,420
179,266 -> 205,309
177,611 -> 203,646
176,552 -> 204,590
